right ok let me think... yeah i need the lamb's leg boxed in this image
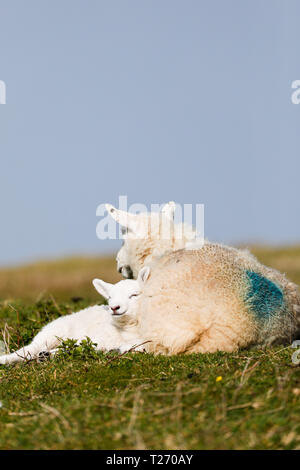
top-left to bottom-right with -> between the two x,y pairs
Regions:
0,324 -> 62,365
38,348 -> 60,361
39,338 -> 92,359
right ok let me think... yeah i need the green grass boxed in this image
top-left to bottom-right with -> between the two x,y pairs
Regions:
0,247 -> 299,450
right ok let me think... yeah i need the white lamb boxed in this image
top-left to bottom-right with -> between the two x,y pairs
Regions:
0,269 -> 150,365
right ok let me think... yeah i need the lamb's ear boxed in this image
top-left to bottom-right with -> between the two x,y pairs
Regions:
138,266 -> 151,284
105,204 -> 139,233
161,201 -> 176,220
92,279 -> 112,299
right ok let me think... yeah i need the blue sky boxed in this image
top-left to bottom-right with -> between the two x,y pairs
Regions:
0,0 -> 299,265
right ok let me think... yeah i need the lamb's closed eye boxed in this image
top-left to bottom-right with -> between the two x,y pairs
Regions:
129,293 -> 140,298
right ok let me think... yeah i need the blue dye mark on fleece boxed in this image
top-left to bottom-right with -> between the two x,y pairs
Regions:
245,270 -> 284,318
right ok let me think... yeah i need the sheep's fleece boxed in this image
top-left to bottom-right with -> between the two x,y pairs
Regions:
136,244 -> 300,354
106,202 -> 300,354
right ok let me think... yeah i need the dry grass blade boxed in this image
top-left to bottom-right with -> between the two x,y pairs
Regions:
104,341 -> 152,365
39,402 -> 71,430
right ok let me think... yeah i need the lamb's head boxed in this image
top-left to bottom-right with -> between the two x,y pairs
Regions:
106,201 -> 196,279
92,267 -> 150,317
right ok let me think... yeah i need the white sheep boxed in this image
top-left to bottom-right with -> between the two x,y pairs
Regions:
0,269 -> 150,365
106,204 -> 300,353
136,247 -> 300,354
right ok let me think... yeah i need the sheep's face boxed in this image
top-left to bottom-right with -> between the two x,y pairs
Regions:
106,202 -> 196,279
93,267 -> 150,316
116,242 -> 135,279
116,235 -> 155,279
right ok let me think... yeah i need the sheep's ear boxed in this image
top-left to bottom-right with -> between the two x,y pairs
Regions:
161,201 -> 176,220
92,279 -> 112,299
138,266 -> 151,284
105,204 -> 139,233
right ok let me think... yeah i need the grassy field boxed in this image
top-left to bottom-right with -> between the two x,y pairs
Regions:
0,246 -> 299,450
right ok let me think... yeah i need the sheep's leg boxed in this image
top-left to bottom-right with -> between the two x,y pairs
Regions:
118,340 -> 147,354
